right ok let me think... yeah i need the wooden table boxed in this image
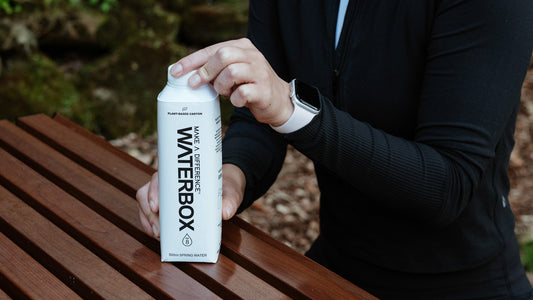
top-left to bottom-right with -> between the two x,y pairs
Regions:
0,114 -> 376,299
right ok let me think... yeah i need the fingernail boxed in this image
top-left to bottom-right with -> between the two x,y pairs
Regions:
170,63 -> 183,77
149,200 -> 155,211
189,74 -> 201,88
224,206 -> 232,220
152,224 -> 159,237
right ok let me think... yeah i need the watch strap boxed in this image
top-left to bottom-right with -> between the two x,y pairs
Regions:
271,101 -> 317,134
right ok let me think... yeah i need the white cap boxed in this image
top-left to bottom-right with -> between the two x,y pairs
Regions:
158,65 -> 218,102
167,65 -> 197,87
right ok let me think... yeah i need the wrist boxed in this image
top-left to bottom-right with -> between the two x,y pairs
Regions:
271,100 -> 317,134
271,79 -> 321,134
270,81 -> 293,127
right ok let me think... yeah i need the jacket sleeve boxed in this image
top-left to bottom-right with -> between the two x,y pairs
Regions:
222,0 -> 289,211
284,0 -> 533,226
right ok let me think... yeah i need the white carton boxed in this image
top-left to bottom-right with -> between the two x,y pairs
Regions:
157,67 -> 222,262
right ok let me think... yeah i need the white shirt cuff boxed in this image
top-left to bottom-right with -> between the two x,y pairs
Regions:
271,102 -> 317,134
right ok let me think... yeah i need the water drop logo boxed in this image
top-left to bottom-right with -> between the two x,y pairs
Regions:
182,234 -> 192,247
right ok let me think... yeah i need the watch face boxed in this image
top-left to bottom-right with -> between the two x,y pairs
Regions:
294,80 -> 321,112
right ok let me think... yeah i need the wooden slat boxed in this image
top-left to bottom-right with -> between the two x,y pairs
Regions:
16,114 -> 375,299
0,149 -> 219,299
16,114 -> 149,197
0,186 -> 149,299
0,120 -> 150,245
52,114 -> 155,174
0,288 -> 11,300
0,231 -> 81,300
0,121 -> 289,299
181,257 -> 289,300
230,217 -> 376,299
222,220 -> 376,299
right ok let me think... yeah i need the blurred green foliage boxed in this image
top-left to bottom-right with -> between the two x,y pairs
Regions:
520,231 -> 533,272
522,242 -> 533,271
1,0 -> 117,13
0,0 -> 248,138
0,53 -> 81,118
0,0 -> 21,14
44,0 -> 117,12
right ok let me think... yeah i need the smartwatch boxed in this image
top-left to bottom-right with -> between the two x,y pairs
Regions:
271,79 -> 321,134
290,79 -> 321,114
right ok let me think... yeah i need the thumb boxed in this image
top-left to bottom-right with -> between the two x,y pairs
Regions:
221,164 -> 246,220
222,187 -> 242,220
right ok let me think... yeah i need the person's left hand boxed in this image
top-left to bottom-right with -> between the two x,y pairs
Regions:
136,172 -> 160,239
170,38 -> 293,127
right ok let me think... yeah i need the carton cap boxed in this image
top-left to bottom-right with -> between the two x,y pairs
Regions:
158,65 -> 218,102
167,65 -> 196,87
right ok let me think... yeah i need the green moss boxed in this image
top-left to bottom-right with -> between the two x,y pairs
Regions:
0,53 -> 86,123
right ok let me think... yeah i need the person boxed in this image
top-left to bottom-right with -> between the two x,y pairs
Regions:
136,0 -> 533,298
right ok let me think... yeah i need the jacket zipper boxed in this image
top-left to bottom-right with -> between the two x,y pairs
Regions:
332,0 -> 362,108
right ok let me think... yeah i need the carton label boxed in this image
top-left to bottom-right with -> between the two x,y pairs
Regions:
176,126 -> 196,232
158,100 -> 222,263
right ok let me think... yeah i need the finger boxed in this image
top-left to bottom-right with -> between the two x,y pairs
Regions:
221,164 -> 245,220
190,45 -> 253,89
223,57 -> 270,109
170,38 -> 253,78
138,198 -> 159,237
136,181 -> 152,217
222,190 -> 240,220
147,172 -> 159,213
136,176 -> 160,234
138,204 -> 154,237
151,217 -> 160,239
230,83 -> 287,125
221,182 -> 245,220
212,62 -> 252,98
228,83 -> 254,108
170,46 -> 218,77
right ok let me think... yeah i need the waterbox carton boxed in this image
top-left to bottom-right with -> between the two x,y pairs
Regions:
157,66 -> 222,262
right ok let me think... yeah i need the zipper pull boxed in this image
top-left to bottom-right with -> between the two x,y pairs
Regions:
332,68 -> 340,93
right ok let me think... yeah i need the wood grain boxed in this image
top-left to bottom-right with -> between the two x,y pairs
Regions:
0,120 -> 288,299
0,231 -> 82,299
17,114 -> 149,197
0,186 -> 150,299
0,114 -> 376,299
0,148 -> 218,299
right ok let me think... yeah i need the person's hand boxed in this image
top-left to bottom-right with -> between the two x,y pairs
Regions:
170,38 -> 293,127
136,164 -> 246,237
220,163 -> 246,220
136,172 -> 160,239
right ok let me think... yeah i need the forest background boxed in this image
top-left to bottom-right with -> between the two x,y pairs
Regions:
1,0 -> 532,282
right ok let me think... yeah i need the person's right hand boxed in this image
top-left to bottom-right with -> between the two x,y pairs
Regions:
137,172 -> 160,239
170,38 -> 293,127
136,164 -> 246,238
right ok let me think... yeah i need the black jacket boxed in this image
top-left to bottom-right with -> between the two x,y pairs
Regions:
222,0 -> 533,296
